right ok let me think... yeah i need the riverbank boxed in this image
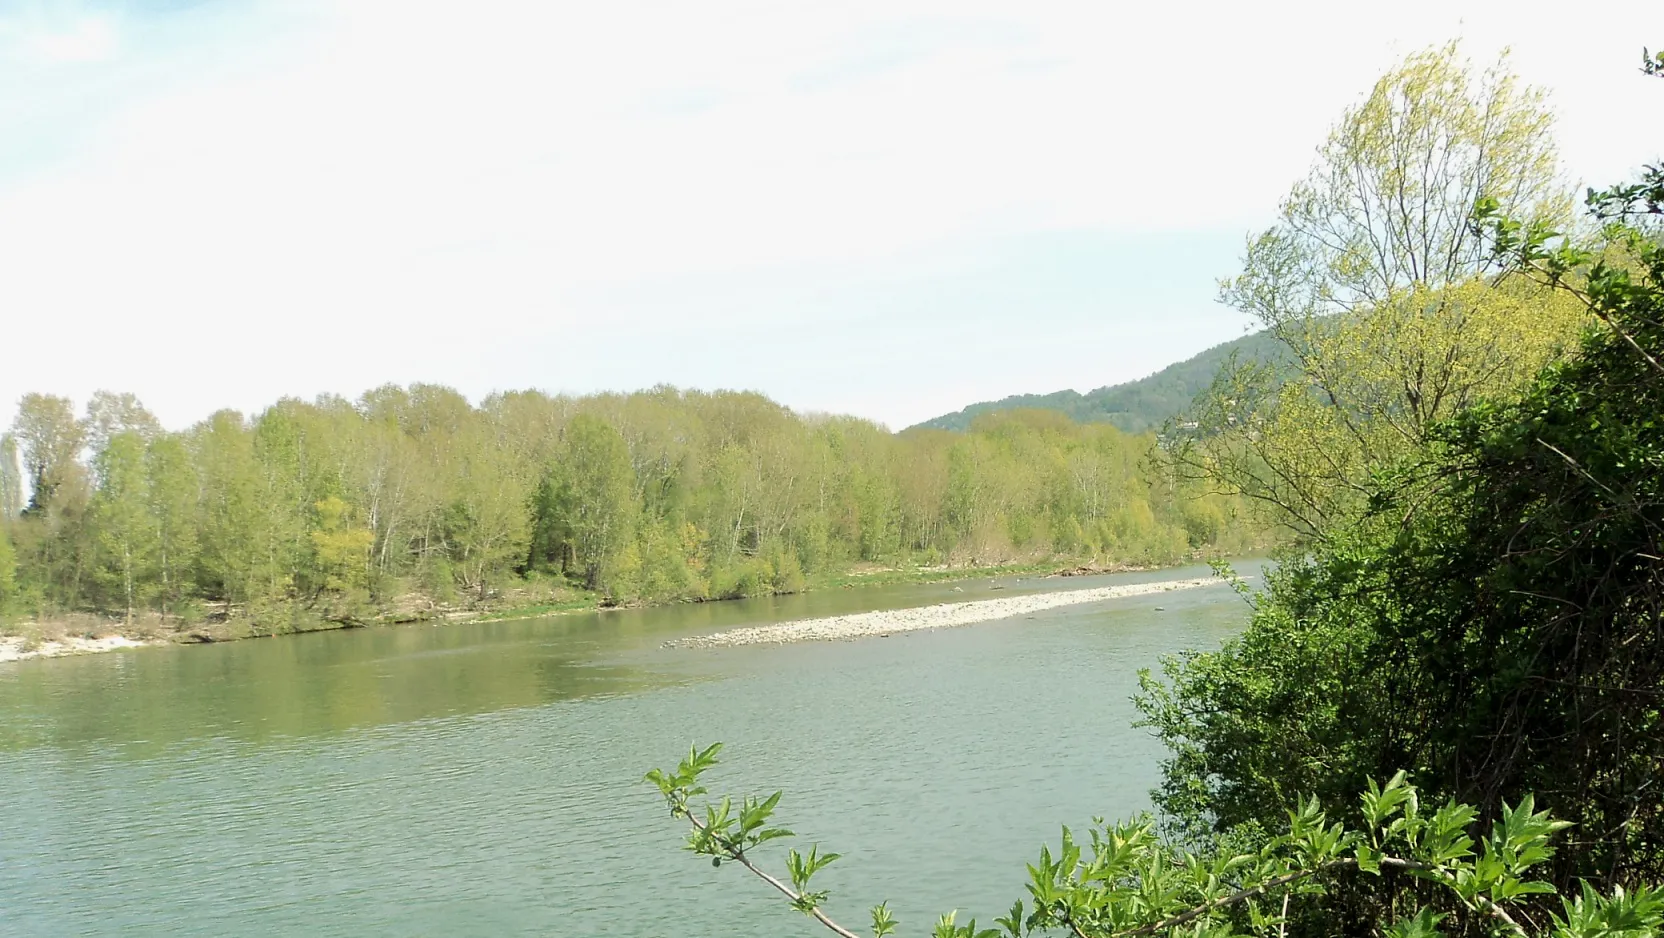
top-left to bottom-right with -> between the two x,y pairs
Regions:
0,557 -> 1223,663
0,633 -> 159,664
669,574 -> 1237,648
459,559 -> 1156,624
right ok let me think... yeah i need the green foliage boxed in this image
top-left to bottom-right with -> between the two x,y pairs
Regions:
789,846 -> 840,914
13,392 -> 87,516
647,742 -> 910,938
1144,155 -> 1664,889
640,42 -> 1664,938
0,521 -> 16,617
443,420 -> 535,601
5,385 -> 1258,626
144,434 -> 199,615
530,414 -> 636,593
307,496 -> 374,596
872,903 -> 899,938
89,432 -> 160,621
929,911 -> 999,938
912,331 -> 1288,435
193,410 -> 284,606
649,747 -> 1659,937
1138,55 -> 1664,899
0,433 -> 21,521
1165,43 -> 1588,539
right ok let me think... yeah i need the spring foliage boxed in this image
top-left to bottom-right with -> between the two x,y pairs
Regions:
1164,44 -> 1587,538
649,745 -> 1661,938
0,388 -> 1261,629
646,46 -> 1664,938
1138,43 -> 1664,905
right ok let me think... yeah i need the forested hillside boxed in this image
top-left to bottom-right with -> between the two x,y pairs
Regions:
0,388 -> 1263,634
911,330 -> 1285,433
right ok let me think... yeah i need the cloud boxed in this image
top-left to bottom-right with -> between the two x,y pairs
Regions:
0,0 -> 1660,432
2,9 -> 118,65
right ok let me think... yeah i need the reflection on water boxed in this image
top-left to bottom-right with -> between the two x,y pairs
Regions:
0,564 -> 1256,937
0,619 -> 679,754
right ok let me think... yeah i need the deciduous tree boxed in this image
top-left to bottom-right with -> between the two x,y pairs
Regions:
1168,44 -> 1585,537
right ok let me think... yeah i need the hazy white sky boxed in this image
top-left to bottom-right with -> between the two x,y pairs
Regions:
1,0 -> 1658,431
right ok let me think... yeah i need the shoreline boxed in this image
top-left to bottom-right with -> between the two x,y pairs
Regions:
668,574 -> 1239,648
466,559 -> 1158,625
0,557 -> 1239,664
0,634 -> 160,664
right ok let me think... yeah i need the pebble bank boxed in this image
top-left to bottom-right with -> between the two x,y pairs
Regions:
668,575 -> 1233,648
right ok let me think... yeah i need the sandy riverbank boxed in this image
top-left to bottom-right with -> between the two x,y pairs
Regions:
668,575 -> 1237,648
0,634 -> 160,664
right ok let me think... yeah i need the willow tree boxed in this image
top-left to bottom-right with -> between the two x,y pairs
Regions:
1168,44 -> 1587,537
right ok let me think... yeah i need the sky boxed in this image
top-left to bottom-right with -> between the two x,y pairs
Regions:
0,0 -> 1659,433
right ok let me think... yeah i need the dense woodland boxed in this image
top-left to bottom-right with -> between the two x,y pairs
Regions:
0,385 -> 1261,632
649,44 -> 1664,938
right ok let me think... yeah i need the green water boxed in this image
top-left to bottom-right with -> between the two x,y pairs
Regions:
0,565 -> 1251,936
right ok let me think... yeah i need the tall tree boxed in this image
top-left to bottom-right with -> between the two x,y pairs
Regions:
144,433 -> 200,616
194,411 -> 281,605
444,422 -> 534,600
1168,44 -> 1585,537
83,391 -> 162,455
89,432 -> 159,623
1142,62 -> 1664,888
531,415 -> 637,592
12,393 -> 87,516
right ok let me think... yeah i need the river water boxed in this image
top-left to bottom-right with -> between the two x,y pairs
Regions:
0,564 -> 1252,937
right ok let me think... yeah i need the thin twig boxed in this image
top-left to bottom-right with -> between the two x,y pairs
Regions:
1535,438 -> 1625,504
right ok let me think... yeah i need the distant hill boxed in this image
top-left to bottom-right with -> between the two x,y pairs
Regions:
911,330 -> 1285,434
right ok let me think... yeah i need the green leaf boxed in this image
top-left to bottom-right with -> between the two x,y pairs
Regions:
1383,907 -> 1446,938
871,902 -> 899,938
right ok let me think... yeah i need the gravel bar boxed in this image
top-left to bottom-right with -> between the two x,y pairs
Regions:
668,575 -> 1231,648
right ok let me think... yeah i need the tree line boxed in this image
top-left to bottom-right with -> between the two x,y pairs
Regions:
0,385 -> 1261,630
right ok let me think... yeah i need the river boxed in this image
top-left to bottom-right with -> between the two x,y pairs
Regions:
0,563 -> 1254,937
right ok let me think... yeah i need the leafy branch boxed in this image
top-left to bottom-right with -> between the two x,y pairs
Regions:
647,742 -> 1023,938
1471,188 -> 1664,378
650,748 -> 1664,937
